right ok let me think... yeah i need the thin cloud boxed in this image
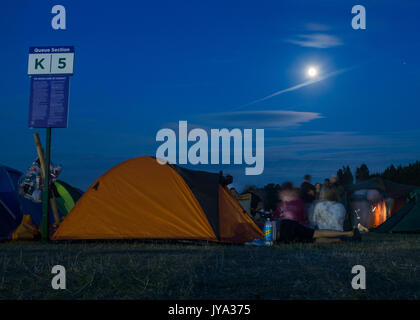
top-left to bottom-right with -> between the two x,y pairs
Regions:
305,23 -> 331,31
196,110 -> 323,128
264,130 -> 420,162
240,67 -> 355,108
286,33 -> 343,48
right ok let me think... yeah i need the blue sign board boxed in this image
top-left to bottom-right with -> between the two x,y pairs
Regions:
28,75 -> 70,128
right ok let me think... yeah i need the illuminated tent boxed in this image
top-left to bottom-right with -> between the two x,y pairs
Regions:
52,156 -> 263,243
345,177 -> 418,230
346,177 -> 416,200
375,189 -> 420,233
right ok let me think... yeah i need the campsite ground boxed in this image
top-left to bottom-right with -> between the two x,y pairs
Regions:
0,233 -> 419,300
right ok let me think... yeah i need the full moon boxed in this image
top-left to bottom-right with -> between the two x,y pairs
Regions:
307,66 -> 318,78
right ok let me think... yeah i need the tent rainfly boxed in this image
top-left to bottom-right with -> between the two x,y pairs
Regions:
53,156 -> 263,243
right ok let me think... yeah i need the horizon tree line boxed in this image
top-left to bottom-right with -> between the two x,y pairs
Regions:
240,160 -> 420,211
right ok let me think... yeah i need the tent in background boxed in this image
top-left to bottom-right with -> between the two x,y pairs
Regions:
54,180 -> 83,216
374,189 -> 420,233
346,177 -> 417,199
236,193 -> 252,216
0,166 -> 23,239
53,156 -> 263,243
0,164 -> 82,239
345,177 -> 418,230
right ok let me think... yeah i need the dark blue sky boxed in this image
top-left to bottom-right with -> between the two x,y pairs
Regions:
1,0 -> 420,191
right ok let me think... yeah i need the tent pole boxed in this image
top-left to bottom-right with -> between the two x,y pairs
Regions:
33,133 -> 46,178
0,199 -> 16,220
41,128 -> 51,242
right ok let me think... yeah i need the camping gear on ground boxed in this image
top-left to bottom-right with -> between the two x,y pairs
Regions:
11,215 -> 40,240
374,189 -> 420,233
244,238 -> 266,246
264,219 -> 273,246
52,156 -> 263,243
0,164 -> 81,240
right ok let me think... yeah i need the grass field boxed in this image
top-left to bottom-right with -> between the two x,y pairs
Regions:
0,233 -> 419,300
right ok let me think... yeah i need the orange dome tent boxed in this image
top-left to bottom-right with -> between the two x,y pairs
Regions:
52,157 -> 263,243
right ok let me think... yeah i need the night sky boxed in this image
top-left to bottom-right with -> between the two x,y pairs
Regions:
1,0 -> 420,191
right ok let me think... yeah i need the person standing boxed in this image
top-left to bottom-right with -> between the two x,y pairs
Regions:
300,174 -> 316,204
330,175 -> 345,203
314,183 -> 321,200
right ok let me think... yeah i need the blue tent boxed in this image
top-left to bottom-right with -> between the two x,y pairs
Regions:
0,166 -> 23,239
0,165 -> 69,239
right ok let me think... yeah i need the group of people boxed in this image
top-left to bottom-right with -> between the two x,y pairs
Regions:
234,174 -> 363,244
298,174 -> 347,231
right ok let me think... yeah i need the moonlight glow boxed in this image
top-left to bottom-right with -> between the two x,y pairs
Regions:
307,66 -> 318,78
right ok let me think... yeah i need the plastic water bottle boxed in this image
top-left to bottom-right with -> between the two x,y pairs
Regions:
264,218 -> 273,246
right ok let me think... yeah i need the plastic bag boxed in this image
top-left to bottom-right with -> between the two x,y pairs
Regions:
19,157 -> 63,203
